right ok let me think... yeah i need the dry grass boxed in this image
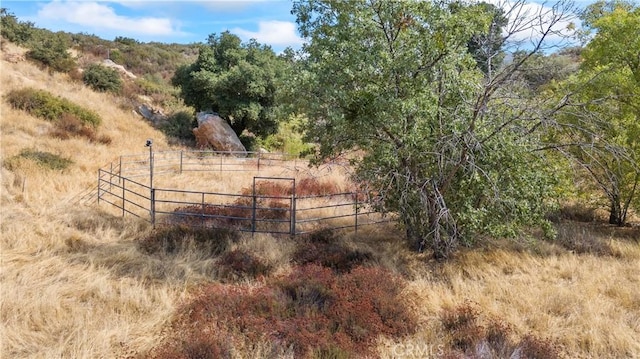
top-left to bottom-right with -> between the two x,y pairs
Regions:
2,41 -> 640,359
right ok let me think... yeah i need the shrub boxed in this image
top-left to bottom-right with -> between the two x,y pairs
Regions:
160,111 -> 196,141
441,302 -> 485,352
137,226 -> 236,257
4,149 -> 73,171
145,264 -> 416,358
26,34 -> 76,72
293,231 -> 374,273
82,63 -> 122,93
241,179 -> 340,198
519,335 -> 561,359
257,114 -> 312,157
5,88 -> 101,127
217,249 -> 271,282
440,302 -> 560,358
298,177 -> 341,196
49,113 -> 111,143
1,9 -> 35,45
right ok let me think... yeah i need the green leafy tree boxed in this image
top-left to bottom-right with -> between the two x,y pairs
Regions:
551,2 -> 640,225
83,63 -> 123,93
292,0 -> 575,259
172,32 -> 283,141
453,2 -> 508,76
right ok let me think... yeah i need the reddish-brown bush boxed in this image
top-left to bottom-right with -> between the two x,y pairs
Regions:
217,249 -> 271,282
240,179 -> 342,198
519,334 -> 561,359
172,198 -> 290,232
50,113 -> 112,144
145,264 -> 416,358
297,177 -> 341,196
441,303 -> 560,358
293,231 -> 374,273
442,302 -> 485,352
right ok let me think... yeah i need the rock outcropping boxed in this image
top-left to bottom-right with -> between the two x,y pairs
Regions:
102,59 -> 137,79
136,103 -> 167,125
193,112 -> 246,153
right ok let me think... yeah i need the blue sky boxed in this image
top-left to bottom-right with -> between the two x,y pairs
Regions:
2,1 -> 303,52
3,1 -> 595,53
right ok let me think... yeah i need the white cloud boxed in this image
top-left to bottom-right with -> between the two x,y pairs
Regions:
231,20 -> 304,47
484,0 -> 579,48
36,1 -> 183,36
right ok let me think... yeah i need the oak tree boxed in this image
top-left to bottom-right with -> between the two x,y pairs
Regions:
293,0 -> 576,259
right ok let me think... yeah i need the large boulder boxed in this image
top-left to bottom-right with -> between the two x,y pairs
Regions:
101,59 -> 137,79
193,112 -> 246,153
136,103 -> 167,125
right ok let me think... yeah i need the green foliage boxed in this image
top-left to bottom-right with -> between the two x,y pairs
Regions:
5,88 -> 101,127
107,49 -> 124,64
26,32 -> 76,72
4,149 -> 73,171
292,0 -> 566,259
0,8 -> 35,44
4,11 -> 199,110
551,2 -> 640,225
160,110 -> 196,141
257,114 -> 312,156
171,32 -> 285,139
114,36 -> 138,46
82,63 -> 122,93
459,2 -> 508,75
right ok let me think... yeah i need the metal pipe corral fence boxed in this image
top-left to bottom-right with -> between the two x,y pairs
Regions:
97,150 -> 391,235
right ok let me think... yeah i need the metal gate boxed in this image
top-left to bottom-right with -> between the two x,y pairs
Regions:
251,177 -> 296,235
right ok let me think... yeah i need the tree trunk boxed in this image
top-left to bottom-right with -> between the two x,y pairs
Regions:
608,196 -> 623,226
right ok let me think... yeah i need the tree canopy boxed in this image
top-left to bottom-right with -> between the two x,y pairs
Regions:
292,0 -> 576,259
550,2 -> 640,225
172,32 -> 284,142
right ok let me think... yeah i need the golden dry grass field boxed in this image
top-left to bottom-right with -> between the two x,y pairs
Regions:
1,41 -> 639,358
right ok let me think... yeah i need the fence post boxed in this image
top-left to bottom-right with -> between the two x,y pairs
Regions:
151,188 -> 156,228
251,178 -> 257,233
290,182 -> 297,236
354,191 -> 359,236
118,156 -> 122,183
122,179 -> 126,217
97,170 -> 101,205
257,152 -> 261,172
201,192 -> 205,228
179,151 -> 183,174
110,162 -> 113,191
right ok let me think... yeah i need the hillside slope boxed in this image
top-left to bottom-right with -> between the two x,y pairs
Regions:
1,40 -> 640,359
1,41 -> 181,358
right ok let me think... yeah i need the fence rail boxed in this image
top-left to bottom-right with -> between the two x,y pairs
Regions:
97,150 -> 390,235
